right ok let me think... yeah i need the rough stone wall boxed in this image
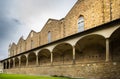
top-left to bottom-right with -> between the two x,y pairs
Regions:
4,62 -> 120,79
26,31 -> 39,51
111,0 -> 120,20
40,19 -> 62,45
16,37 -> 26,55
64,0 -> 120,37
9,43 -> 17,57
0,62 -> 3,73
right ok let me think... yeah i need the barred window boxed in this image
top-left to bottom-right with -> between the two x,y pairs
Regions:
48,31 -> 51,43
78,16 -> 84,32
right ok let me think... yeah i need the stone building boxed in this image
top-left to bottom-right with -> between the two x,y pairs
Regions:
0,0 -> 120,79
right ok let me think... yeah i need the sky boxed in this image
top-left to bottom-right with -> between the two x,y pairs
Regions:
0,0 -> 77,60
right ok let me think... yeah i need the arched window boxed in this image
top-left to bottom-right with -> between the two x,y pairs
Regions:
20,44 -> 22,53
78,16 -> 84,32
31,40 -> 34,48
48,31 -> 51,43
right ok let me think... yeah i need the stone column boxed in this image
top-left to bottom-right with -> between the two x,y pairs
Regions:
5,61 -> 7,69
13,58 -> 15,68
35,51 -> 39,66
73,45 -> 76,64
9,60 -> 10,69
106,38 -> 110,62
26,55 -> 28,66
36,55 -> 39,66
19,57 -> 21,67
51,52 -> 53,65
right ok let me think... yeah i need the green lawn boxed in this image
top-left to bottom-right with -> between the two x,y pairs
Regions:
0,74 -> 83,79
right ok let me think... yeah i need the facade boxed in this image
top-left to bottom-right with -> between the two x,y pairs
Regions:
1,0 -> 120,79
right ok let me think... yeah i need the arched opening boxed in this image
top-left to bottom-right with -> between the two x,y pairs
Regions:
3,62 -> 6,69
15,57 -> 19,67
6,60 -> 9,69
10,59 -> 13,68
75,34 -> 106,63
38,49 -> 51,66
28,52 -> 36,66
21,55 -> 27,67
78,15 -> 84,32
110,27 -> 120,61
52,43 -> 73,65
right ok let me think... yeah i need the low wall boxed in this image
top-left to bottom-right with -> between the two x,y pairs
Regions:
4,62 -> 120,79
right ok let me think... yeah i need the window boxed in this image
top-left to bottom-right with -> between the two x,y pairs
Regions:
48,31 -> 51,43
31,40 -> 34,48
20,45 -> 22,53
78,16 -> 84,32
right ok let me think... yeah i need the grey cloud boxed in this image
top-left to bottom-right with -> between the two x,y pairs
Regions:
0,0 -> 77,60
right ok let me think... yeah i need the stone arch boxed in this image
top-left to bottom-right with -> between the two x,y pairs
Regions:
3,62 -> 6,69
110,27 -> 120,61
20,55 -> 27,67
38,49 -> 51,66
15,57 -> 19,67
6,60 -> 9,69
75,34 -> 106,63
10,59 -> 13,68
52,43 -> 73,65
28,52 -> 36,66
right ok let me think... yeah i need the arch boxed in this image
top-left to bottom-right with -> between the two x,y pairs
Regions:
15,57 -> 19,67
38,49 -> 51,66
6,60 -> 9,69
75,34 -> 106,63
10,59 -> 13,68
52,43 -> 73,65
110,27 -> 120,61
28,52 -> 36,66
3,62 -> 6,69
20,55 -> 27,67
78,15 -> 84,32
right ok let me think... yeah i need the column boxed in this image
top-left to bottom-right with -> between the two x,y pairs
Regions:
51,52 -> 53,65
36,55 -> 39,66
106,38 -> 110,62
13,58 -> 15,68
73,45 -> 76,64
9,60 -> 10,69
19,57 -> 21,67
5,61 -> 7,69
26,55 -> 28,66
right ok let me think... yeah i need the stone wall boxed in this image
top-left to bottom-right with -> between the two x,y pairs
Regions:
0,62 -> 3,73
40,19 -> 62,45
64,0 -> 120,37
26,31 -> 39,51
4,62 -> 120,79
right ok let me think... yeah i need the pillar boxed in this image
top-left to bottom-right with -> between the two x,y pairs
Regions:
9,60 -> 10,69
51,52 -> 53,65
19,57 -> 21,67
5,61 -> 7,69
13,58 -> 15,68
73,45 -> 76,64
36,55 -> 39,66
106,38 -> 110,62
26,55 -> 28,66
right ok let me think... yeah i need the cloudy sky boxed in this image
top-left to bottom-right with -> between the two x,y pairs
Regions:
0,0 -> 77,60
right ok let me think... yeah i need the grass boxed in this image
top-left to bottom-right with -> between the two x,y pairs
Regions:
0,74 -> 83,79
